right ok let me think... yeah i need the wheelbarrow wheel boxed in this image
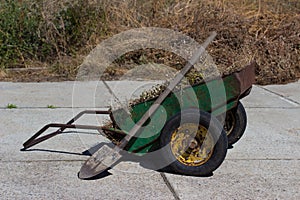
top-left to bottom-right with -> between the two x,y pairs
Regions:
159,109 -> 228,176
224,101 -> 247,146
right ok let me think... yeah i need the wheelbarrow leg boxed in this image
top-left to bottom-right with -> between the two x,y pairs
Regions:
21,110 -> 111,150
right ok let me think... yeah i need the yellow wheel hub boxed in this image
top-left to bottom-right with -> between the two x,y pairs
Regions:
170,123 -> 214,166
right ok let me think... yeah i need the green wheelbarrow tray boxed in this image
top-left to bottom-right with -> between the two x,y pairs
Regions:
21,61 -> 256,155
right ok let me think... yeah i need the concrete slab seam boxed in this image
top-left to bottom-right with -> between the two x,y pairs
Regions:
244,106 -> 300,109
0,106 -> 111,110
258,86 -> 300,106
160,172 -> 181,200
0,160 -> 86,163
226,158 -> 300,161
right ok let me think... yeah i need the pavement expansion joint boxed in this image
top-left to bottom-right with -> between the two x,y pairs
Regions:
0,106 -> 110,110
0,160 -> 85,163
245,106 -> 300,109
160,172 -> 181,200
227,158 -> 300,161
258,85 -> 300,106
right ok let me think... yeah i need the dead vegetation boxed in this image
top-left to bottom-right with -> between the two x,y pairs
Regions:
0,0 -> 299,84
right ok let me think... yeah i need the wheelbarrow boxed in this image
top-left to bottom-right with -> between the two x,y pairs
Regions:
21,33 -> 256,179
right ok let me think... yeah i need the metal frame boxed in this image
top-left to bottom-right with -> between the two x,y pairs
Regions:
21,110 -> 120,150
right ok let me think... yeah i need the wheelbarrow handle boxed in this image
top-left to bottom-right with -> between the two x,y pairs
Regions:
22,110 -> 111,150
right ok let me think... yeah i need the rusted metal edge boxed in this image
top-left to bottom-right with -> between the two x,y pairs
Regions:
234,61 -> 257,95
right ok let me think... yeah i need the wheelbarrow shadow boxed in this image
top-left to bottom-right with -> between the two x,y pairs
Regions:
24,148 -> 112,180
82,142 -> 214,179
21,140 -> 114,180
22,141 -> 213,180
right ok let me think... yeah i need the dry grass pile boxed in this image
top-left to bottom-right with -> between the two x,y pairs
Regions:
103,0 -> 299,85
0,0 -> 299,84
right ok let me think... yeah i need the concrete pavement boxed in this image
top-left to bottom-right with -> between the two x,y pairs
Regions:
0,80 -> 299,199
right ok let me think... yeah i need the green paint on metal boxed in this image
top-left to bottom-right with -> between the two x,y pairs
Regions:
112,71 -> 247,155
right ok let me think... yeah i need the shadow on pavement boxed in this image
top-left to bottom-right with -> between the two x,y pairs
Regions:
21,141 -> 215,180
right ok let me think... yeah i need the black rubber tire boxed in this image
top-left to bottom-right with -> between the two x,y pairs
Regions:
159,109 -> 228,176
224,102 -> 247,146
